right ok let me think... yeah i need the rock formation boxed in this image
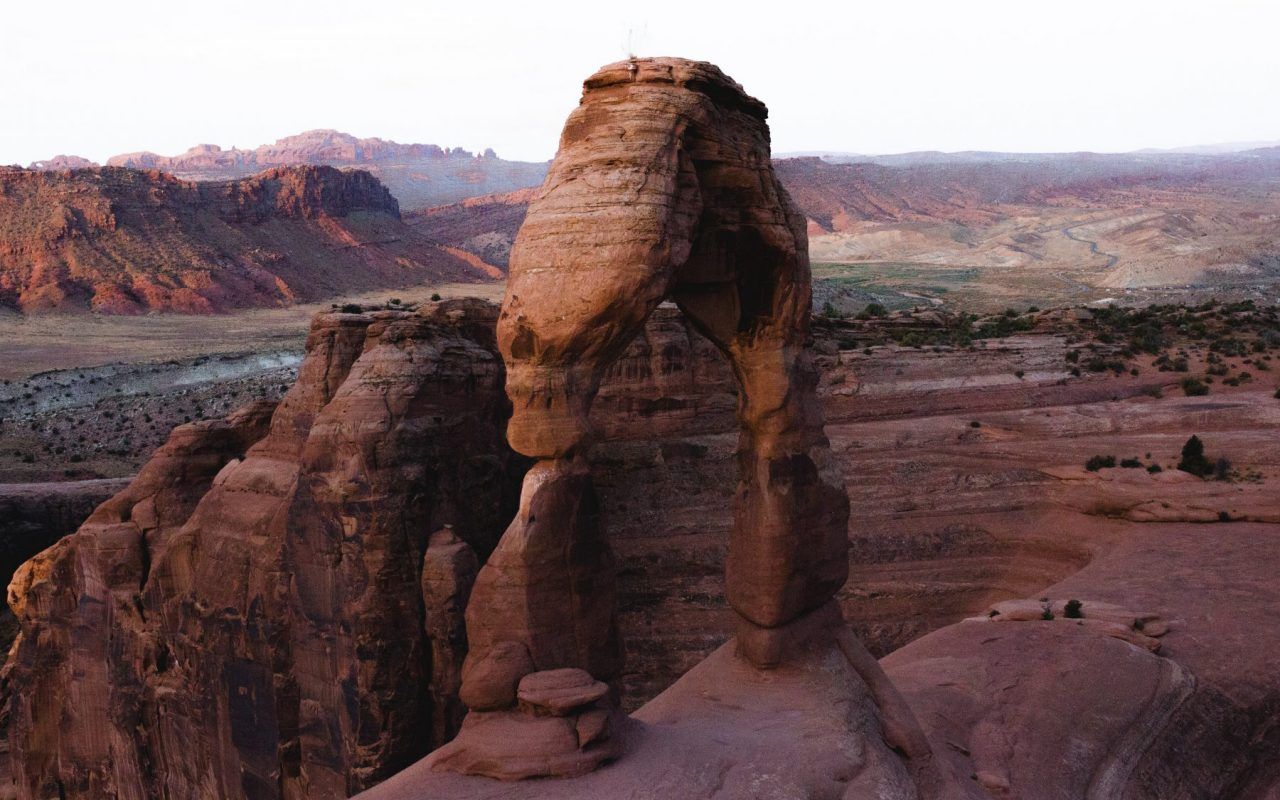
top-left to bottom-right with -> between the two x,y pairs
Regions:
25,155 -> 99,171
0,165 -> 496,314
0,301 -> 525,799
424,57 -> 941,794
106,130 -> 549,210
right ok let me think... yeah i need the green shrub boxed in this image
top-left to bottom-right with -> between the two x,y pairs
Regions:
1119,458 -> 1142,469
1064,599 -> 1083,619
1181,377 -> 1209,396
1178,435 -> 1214,477
431,293 -> 442,302
340,303 -> 362,313
1147,463 -> 1163,474
1085,455 -> 1116,471
856,302 -> 887,320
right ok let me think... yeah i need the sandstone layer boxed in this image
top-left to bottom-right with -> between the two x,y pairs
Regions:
426,56 -> 943,795
1,301 -> 524,799
0,165 -> 496,314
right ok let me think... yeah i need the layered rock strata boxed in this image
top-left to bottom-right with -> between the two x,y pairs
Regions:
0,301 -> 523,799
0,165 -> 495,314
438,57 -> 938,791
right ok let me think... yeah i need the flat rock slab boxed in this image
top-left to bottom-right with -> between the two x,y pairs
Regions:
355,640 -> 941,800
517,668 -> 609,716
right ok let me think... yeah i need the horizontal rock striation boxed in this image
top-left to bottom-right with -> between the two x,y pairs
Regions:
0,301 -> 524,799
0,165 -> 496,314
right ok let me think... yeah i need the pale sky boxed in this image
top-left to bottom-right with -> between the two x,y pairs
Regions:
3,0 -> 1280,165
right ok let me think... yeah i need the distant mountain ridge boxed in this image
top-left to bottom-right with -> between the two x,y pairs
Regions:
26,130 -> 549,211
105,129 -> 486,172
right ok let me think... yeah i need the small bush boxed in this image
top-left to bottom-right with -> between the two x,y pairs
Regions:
1218,511 -> 1231,522
1181,377 -> 1209,396
1178,435 -> 1214,477
431,293 -> 442,302
822,301 -> 838,318
1064,599 -> 1083,619
1120,458 -> 1142,469
1147,464 -> 1163,474
1014,370 -> 1025,379
969,420 -> 981,428
1040,602 -> 1055,621
856,302 -> 888,320
1085,455 -> 1116,471
1141,384 -> 1164,398
340,303 -> 362,314
1214,457 -> 1232,481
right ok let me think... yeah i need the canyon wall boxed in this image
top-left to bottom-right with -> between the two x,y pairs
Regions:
0,165 -> 496,314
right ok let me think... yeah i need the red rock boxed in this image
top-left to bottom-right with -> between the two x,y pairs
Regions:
421,528 -> 480,741
1,301 -> 524,799
0,165 -> 496,314
459,641 -> 535,712
516,669 -> 609,716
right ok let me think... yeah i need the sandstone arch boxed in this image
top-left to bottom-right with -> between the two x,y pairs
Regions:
441,59 -> 929,785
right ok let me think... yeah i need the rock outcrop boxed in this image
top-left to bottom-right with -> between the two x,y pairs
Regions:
106,130 -> 549,210
25,155 -> 98,171
424,57 -> 942,794
0,165 -> 496,314
0,301 -> 524,799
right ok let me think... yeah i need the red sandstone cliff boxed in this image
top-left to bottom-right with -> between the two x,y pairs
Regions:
0,301 -> 524,798
0,165 -> 496,314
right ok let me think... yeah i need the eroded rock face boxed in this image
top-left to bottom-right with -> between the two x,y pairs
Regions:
0,301 -> 523,800
436,57 -> 938,789
0,165 -> 494,314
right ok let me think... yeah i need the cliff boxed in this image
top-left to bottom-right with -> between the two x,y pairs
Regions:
0,165 -> 496,314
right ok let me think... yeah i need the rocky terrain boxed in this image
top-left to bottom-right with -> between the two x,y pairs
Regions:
16,137 -> 1280,318
100,129 -> 548,210
7,294 -> 1279,798
6,56 -> 1280,800
412,149 -> 1280,311
0,164 -> 502,313
782,153 -> 1280,310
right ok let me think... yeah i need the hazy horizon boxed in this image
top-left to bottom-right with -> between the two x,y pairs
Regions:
5,0 -> 1280,165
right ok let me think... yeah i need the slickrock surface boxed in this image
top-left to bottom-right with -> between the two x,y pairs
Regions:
361,634 -> 963,800
886,521 -> 1280,798
0,301 -> 524,799
0,164 -> 495,314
